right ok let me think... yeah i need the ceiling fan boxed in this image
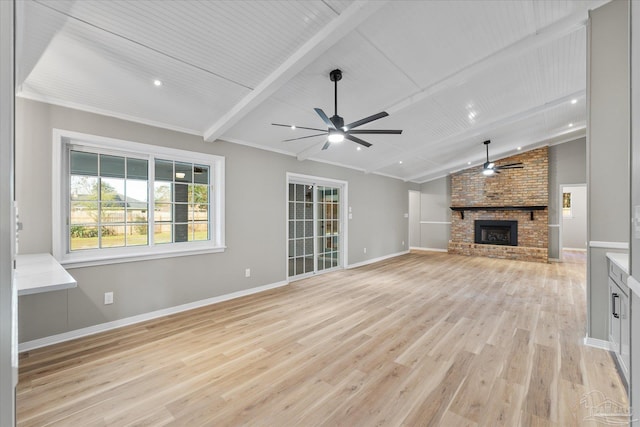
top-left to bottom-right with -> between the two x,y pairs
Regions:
272,69 -> 402,150
482,140 -> 523,175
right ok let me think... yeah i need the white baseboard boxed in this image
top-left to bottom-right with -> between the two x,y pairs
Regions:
19,280 -> 289,352
548,258 -> 561,263
347,250 -> 409,269
583,336 -> 613,351
410,247 -> 448,253
563,247 -> 587,252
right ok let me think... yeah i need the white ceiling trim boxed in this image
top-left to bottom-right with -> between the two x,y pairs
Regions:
367,89 -> 585,174
385,9 -> 589,117
16,91 -> 203,137
203,0 -> 389,143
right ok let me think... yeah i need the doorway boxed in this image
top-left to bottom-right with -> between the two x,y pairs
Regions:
286,173 -> 347,280
559,184 -> 587,259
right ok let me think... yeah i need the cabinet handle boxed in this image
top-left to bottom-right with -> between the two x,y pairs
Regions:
612,293 -> 620,319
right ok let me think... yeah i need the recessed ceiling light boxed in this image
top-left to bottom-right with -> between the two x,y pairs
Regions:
467,161 -> 471,165
153,79 -> 163,87
569,123 -> 574,127
356,146 -> 361,151
517,146 -> 522,150
571,99 -> 577,104
291,125 -> 296,130
468,111 -> 476,120
399,161 -> 403,164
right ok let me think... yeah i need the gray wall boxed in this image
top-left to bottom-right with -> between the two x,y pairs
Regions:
16,99 -> 410,342
548,138 -> 587,259
587,0 -> 630,340
0,0 -> 16,423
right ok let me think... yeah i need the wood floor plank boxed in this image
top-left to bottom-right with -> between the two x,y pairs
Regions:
16,251 -> 628,426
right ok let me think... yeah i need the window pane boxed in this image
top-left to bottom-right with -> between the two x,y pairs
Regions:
295,184 -> 305,202
154,224 -> 172,244
126,225 -> 148,246
174,223 -> 188,242
154,182 -> 172,202
154,203 -> 172,222
194,204 -> 208,222
71,176 -> 98,200
127,158 -> 148,180
127,209 -> 147,223
70,151 -> 98,175
100,154 -> 125,178
175,162 -> 192,183
101,178 -> 124,201
174,203 -> 188,224
70,201 -> 98,225
174,183 -> 189,204
127,179 -> 148,203
189,222 -> 208,241
101,202 -> 125,223
101,226 -> 125,247
194,165 -> 209,184
190,184 -> 208,204
70,226 -> 99,250
155,159 -> 174,181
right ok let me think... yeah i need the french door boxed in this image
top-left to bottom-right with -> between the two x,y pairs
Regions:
287,175 -> 345,280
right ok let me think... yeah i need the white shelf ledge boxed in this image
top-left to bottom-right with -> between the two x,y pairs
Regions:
15,253 -> 77,296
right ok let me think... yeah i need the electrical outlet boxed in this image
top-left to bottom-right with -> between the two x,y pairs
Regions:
245,268 -> 251,278
104,292 -> 114,305
364,247 -> 367,254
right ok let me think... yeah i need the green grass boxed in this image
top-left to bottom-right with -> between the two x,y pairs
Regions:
71,230 -> 209,251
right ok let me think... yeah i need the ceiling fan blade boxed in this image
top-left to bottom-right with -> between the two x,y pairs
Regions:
272,123 -> 326,132
498,162 -> 524,168
314,108 -> 336,130
283,133 -> 327,142
497,165 -> 524,170
345,134 -> 372,148
344,111 -> 389,130
348,129 -> 403,135
321,140 -> 331,150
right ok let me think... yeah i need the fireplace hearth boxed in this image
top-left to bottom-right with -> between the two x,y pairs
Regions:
475,220 -> 517,246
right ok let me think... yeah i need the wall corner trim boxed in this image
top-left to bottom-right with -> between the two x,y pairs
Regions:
18,280 -> 289,352
347,250 -> 409,269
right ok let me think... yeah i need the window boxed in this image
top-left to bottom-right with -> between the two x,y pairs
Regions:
53,130 -> 225,267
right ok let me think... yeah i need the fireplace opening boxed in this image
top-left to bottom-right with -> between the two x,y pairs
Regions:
474,220 -> 518,246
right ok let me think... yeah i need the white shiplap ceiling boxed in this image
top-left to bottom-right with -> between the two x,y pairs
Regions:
16,0 -> 604,183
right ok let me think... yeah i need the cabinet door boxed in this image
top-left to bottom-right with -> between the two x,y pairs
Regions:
609,278 -> 621,353
620,289 -> 630,376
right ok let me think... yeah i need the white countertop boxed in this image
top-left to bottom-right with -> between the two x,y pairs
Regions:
606,252 -> 629,275
15,253 -> 77,296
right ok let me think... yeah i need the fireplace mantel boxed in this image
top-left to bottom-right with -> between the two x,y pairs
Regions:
449,205 -> 547,220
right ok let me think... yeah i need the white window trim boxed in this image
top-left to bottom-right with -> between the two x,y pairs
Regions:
52,129 -> 225,268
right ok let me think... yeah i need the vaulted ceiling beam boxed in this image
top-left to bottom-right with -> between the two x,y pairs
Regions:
203,0 -> 388,143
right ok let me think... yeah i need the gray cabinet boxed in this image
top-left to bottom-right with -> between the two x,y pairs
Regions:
609,256 -> 630,382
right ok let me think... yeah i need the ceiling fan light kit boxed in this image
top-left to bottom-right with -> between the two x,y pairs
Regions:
272,69 -> 402,151
481,140 -> 523,176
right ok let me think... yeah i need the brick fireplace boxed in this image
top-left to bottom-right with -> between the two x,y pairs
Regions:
448,146 -> 548,263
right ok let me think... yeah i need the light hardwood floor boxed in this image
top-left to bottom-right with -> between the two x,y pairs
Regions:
17,251 -> 628,426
